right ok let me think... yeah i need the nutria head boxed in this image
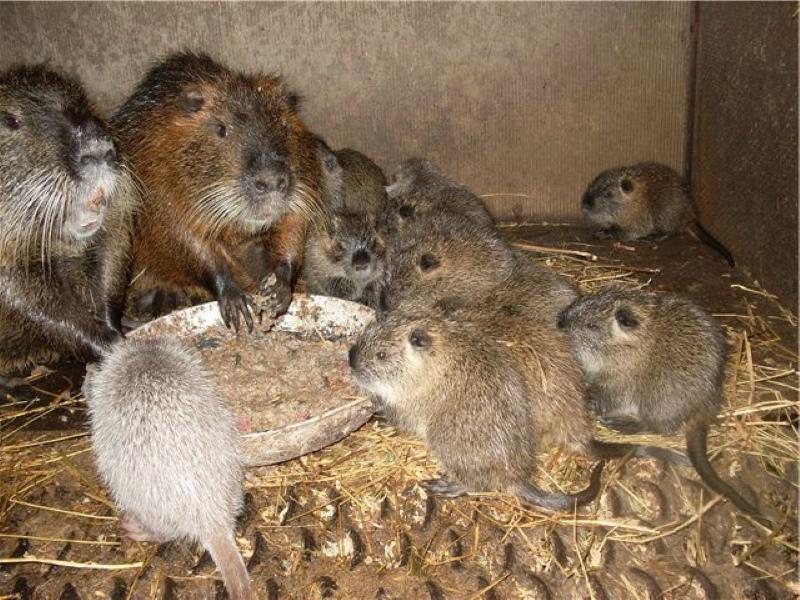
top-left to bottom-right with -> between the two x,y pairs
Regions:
114,52 -> 320,235
323,211 -> 386,285
0,65 -> 122,262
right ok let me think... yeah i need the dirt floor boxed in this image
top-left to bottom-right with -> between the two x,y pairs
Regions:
0,225 -> 797,599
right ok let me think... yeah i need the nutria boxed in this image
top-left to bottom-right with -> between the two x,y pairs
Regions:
381,211 -> 514,312
303,211 -> 387,309
315,138 -> 387,213
114,52 -> 321,330
381,211 -> 577,324
83,337 -> 251,599
0,65 -> 136,374
384,157 -> 495,234
557,287 -> 764,520
349,310 -> 605,511
581,162 -> 735,267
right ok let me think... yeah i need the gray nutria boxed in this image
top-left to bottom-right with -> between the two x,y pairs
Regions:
581,162 -> 735,266
83,337 -> 251,599
114,52 -> 322,330
558,287 -> 764,521
384,157 -> 495,235
349,310 -> 604,511
303,210 -> 387,309
349,309 -> 685,510
0,65 -> 136,374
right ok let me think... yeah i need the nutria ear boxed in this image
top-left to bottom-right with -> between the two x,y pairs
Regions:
284,91 -> 301,112
177,84 -> 205,113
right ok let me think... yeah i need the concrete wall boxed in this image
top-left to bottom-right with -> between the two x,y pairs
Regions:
0,1 -> 692,220
692,2 -> 798,306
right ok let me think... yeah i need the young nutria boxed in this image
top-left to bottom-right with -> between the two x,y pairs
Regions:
581,162 -> 735,267
0,65 -> 136,374
303,211 -> 387,309
349,310 -> 605,511
557,287 -> 764,521
114,52 -> 321,330
384,157 -> 495,234
382,211 -> 577,324
83,337 -> 251,599
315,137 -> 387,213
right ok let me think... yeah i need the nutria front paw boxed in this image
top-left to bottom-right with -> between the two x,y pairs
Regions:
256,273 -> 292,319
423,478 -> 469,498
217,284 -> 254,333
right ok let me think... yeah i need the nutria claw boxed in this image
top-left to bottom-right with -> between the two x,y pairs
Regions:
218,285 -> 254,333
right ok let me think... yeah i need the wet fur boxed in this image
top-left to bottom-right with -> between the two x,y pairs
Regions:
0,65 -> 137,373
114,52 -> 322,323
84,337 -> 251,599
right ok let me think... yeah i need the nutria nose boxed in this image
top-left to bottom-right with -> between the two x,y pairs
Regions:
251,169 -> 290,195
348,345 -> 359,369
352,249 -> 370,270
581,192 -> 595,210
77,138 -> 116,171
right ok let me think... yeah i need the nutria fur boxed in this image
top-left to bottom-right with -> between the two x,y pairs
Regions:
0,65 -> 136,374
381,210 -> 577,323
581,162 -> 735,266
114,52 -> 321,330
303,211 -> 387,309
381,211 -> 514,313
315,138 -> 387,214
349,310 -> 604,511
384,157 -> 495,234
558,287 -> 764,520
83,337 -> 251,599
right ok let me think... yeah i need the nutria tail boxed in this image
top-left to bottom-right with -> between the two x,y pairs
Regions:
685,418 -> 769,524
589,439 -> 692,467
690,221 -> 735,267
206,530 -> 252,600
514,461 -> 605,511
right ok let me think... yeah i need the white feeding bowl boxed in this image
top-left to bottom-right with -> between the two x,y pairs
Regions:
130,294 -> 376,467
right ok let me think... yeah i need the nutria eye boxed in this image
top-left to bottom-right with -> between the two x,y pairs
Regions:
409,329 -> 431,349
419,253 -> 440,273
398,204 -> 414,219
376,351 -> 387,361
615,307 -> 639,329
2,113 -> 20,131
217,123 -> 227,138
620,179 -> 633,193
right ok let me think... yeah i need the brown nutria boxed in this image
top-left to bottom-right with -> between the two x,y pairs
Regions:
381,211 -> 515,313
0,65 -> 137,374
303,210 -> 387,309
314,137 -> 387,214
83,337 -> 251,599
382,211 -> 577,324
581,162 -> 735,267
348,310 -> 605,511
384,157 -> 495,234
557,287 -> 765,521
114,52 -> 321,330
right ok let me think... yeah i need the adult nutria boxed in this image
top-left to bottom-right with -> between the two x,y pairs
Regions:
349,310 -> 605,511
581,162 -> 735,267
384,157 -> 495,234
303,211 -> 387,309
557,287 -> 764,520
114,52 -> 321,330
83,337 -> 251,599
0,65 -> 136,374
